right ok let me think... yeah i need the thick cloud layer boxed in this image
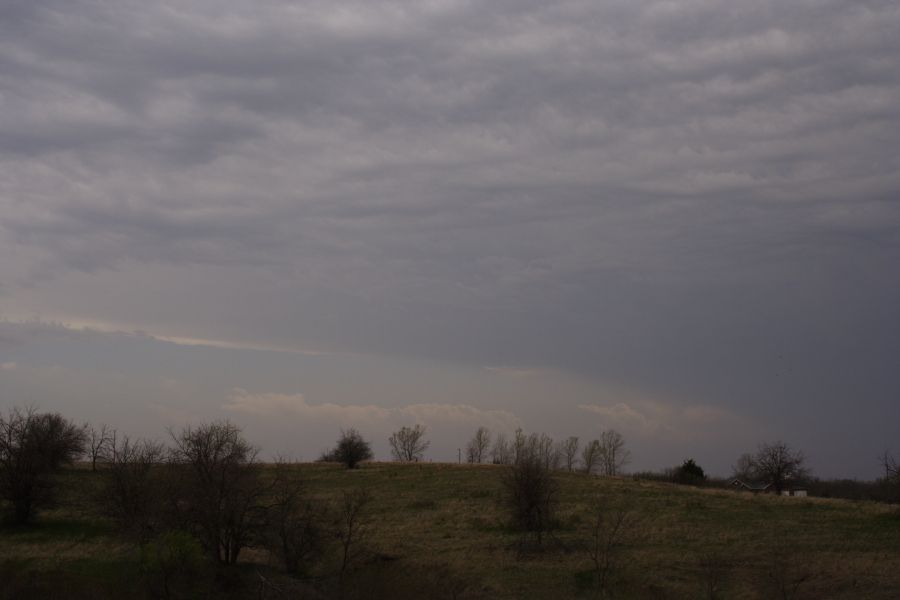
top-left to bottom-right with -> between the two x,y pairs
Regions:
1,1 -> 899,476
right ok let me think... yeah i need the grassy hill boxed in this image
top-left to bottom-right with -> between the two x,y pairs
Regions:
2,462 -> 899,599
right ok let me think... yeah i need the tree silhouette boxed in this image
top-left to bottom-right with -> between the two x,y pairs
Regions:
388,425 -> 430,462
0,407 -> 86,524
324,428 -> 373,469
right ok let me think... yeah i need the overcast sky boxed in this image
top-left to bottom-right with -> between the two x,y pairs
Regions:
1,0 -> 898,477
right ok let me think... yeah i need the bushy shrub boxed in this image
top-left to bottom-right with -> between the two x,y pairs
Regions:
140,531 -> 208,600
101,436 -> 167,541
322,429 -> 373,469
501,450 -> 558,545
674,459 -> 707,486
0,408 -> 86,525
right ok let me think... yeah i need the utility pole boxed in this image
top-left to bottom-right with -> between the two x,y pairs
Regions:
458,448 -> 461,464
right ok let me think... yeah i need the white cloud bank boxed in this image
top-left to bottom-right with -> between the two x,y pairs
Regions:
578,400 -> 754,443
223,388 -> 522,434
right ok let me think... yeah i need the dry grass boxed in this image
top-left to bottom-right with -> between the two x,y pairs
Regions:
2,462 -> 899,598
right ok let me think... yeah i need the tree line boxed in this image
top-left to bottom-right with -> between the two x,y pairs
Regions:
313,424 -> 632,477
320,425 -> 897,507
4,405 -> 899,534
0,407 -> 378,598
463,426 -> 631,476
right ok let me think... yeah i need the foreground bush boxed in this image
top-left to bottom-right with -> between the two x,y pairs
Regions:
0,408 -> 86,525
140,530 -> 209,599
168,421 -> 266,565
267,460 -> 327,576
501,448 -> 558,546
102,436 -> 168,541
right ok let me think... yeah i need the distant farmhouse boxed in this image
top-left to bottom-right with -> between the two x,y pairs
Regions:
729,479 -> 772,493
729,479 -> 807,497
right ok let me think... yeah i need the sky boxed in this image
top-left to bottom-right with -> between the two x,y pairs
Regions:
1,0 -> 898,478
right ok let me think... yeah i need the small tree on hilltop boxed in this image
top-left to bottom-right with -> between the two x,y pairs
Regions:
879,451 -> 900,502
751,441 -> 808,494
388,424 -> 430,462
598,429 -> 630,476
561,436 -> 580,472
731,453 -> 756,481
582,439 -> 602,475
325,428 -> 373,469
536,433 -> 561,470
491,432 -> 513,465
87,423 -> 115,471
674,458 -> 706,486
466,427 -> 491,464
512,428 -> 528,465
0,408 -> 86,525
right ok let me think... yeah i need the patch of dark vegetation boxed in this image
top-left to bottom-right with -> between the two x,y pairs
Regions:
0,516 -> 112,540
468,488 -> 493,500
334,560 -> 481,600
406,498 -> 437,510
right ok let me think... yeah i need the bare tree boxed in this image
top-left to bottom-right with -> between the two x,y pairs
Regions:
465,427 -> 491,464
582,439 -> 602,475
584,503 -> 634,598
879,451 -> 900,502
760,547 -> 811,600
337,488 -> 373,581
731,453 -> 756,480
598,430 -> 630,476
102,435 -> 166,540
750,441 -> 807,494
87,424 -> 115,471
880,451 -> 898,478
561,436 -> 580,472
0,407 -> 86,524
501,449 -> 558,546
491,432 -> 512,464
697,552 -> 732,600
512,428 -> 527,465
536,433 -> 561,470
168,421 -> 266,564
510,431 -> 558,469
140,530 -> 207,600
266,459 -> 326,576
388,425 -> 430,462
322,428 -> 373,469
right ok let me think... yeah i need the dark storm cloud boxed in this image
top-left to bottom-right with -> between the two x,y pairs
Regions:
1,1 -> 899,474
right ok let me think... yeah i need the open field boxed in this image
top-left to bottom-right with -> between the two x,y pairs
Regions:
2,462 -> 900,599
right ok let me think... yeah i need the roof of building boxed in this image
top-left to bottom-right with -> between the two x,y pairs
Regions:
729,478 -> 773,491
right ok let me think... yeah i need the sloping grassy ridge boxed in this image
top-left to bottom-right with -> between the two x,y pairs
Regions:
2,462 -> 899,599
